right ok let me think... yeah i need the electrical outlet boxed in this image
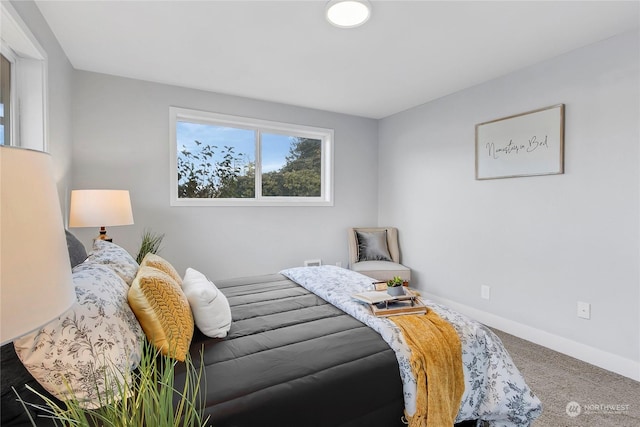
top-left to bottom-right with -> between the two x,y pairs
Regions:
335,261 -> 342,268
481,285 -> 491,300
577,301 -> 591,319
304,259 -> 322,267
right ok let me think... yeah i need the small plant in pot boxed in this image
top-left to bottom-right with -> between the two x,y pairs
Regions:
387,276 -> 405,296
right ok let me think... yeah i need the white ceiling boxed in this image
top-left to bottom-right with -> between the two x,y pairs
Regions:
36,0 -> 639,119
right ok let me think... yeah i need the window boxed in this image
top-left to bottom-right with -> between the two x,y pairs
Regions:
0,53 -> 11,145
1,1 -> 48,150
170,107 -> 333,206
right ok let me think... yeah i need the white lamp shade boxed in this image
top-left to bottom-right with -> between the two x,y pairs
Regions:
69,189 -> 134,228
0,147 -> 76,345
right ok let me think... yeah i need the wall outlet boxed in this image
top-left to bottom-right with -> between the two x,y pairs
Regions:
335,261 -> 342,268
481,285 -> 491,300
577,301 -> 591,319
304,259 -> 322,267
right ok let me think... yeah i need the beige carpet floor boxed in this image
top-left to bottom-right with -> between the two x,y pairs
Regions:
491,329 -> 640,427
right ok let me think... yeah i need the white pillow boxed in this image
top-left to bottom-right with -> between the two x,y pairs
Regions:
181,268 -> 232,338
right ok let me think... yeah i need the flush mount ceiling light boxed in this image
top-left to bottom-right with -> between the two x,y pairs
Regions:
326,0 -> 372,28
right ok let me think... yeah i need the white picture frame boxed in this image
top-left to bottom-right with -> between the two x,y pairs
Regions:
475,104 -> 565,180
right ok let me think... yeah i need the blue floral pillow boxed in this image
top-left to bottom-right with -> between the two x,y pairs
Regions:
14,262 -> 144,408
84,239 -> 139,285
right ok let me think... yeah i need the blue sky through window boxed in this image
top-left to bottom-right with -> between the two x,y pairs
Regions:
177,121 -> 294,173
262,132 -> 295,172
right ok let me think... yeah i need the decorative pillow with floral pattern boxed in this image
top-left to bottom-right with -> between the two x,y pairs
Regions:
14,262 -> 144,409
84,239 -> 139,285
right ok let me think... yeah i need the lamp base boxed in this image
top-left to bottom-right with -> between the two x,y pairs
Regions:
97,226 -> 113,243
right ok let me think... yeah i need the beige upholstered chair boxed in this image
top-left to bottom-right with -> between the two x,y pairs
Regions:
347,227 -> 411,283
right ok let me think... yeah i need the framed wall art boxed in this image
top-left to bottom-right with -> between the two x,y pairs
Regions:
475,104 -> 565,180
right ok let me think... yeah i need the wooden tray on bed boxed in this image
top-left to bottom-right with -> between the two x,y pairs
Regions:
353,288 -> 427,317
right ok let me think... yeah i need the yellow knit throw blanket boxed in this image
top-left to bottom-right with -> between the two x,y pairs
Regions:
391,309 -> 465,427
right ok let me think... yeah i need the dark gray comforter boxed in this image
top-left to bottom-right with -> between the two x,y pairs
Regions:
181,273 -> 405,427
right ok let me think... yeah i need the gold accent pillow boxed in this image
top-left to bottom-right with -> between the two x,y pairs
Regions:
140,253 -> 182,285
128,266 -> 194,361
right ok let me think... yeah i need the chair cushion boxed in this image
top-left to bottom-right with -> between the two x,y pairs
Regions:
356,230 -> 392,262
351,261 -> 411,283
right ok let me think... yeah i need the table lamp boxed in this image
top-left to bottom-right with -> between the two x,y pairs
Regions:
0,146 -> 76,345
68,189 -> 134,242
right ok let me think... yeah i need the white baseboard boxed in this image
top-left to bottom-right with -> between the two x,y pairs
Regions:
428,295 -> 640,382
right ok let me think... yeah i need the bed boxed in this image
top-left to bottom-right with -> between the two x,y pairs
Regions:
180,267 -> 541,427
2,238 -> 541,426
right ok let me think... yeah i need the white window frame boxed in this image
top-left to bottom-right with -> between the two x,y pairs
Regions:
170,107 -> 334,207
1,1 -> 48,151
0,49 -> 17,145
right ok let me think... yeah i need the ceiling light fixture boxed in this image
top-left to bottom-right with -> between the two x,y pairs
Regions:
326,0 -> 372,29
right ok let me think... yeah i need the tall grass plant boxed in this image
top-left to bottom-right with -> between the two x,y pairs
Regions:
17,341 -> 209,427
135,229 -> 165,264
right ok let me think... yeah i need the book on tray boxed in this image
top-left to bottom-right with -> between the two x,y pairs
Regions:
351,291 -> 397,304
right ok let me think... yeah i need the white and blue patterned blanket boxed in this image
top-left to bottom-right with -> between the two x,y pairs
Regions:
280,266 -> 542,427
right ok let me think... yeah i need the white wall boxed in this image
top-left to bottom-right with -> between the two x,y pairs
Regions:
71,71 -> 379,280
10,0 -> 74,211
378,31 -> 640,379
